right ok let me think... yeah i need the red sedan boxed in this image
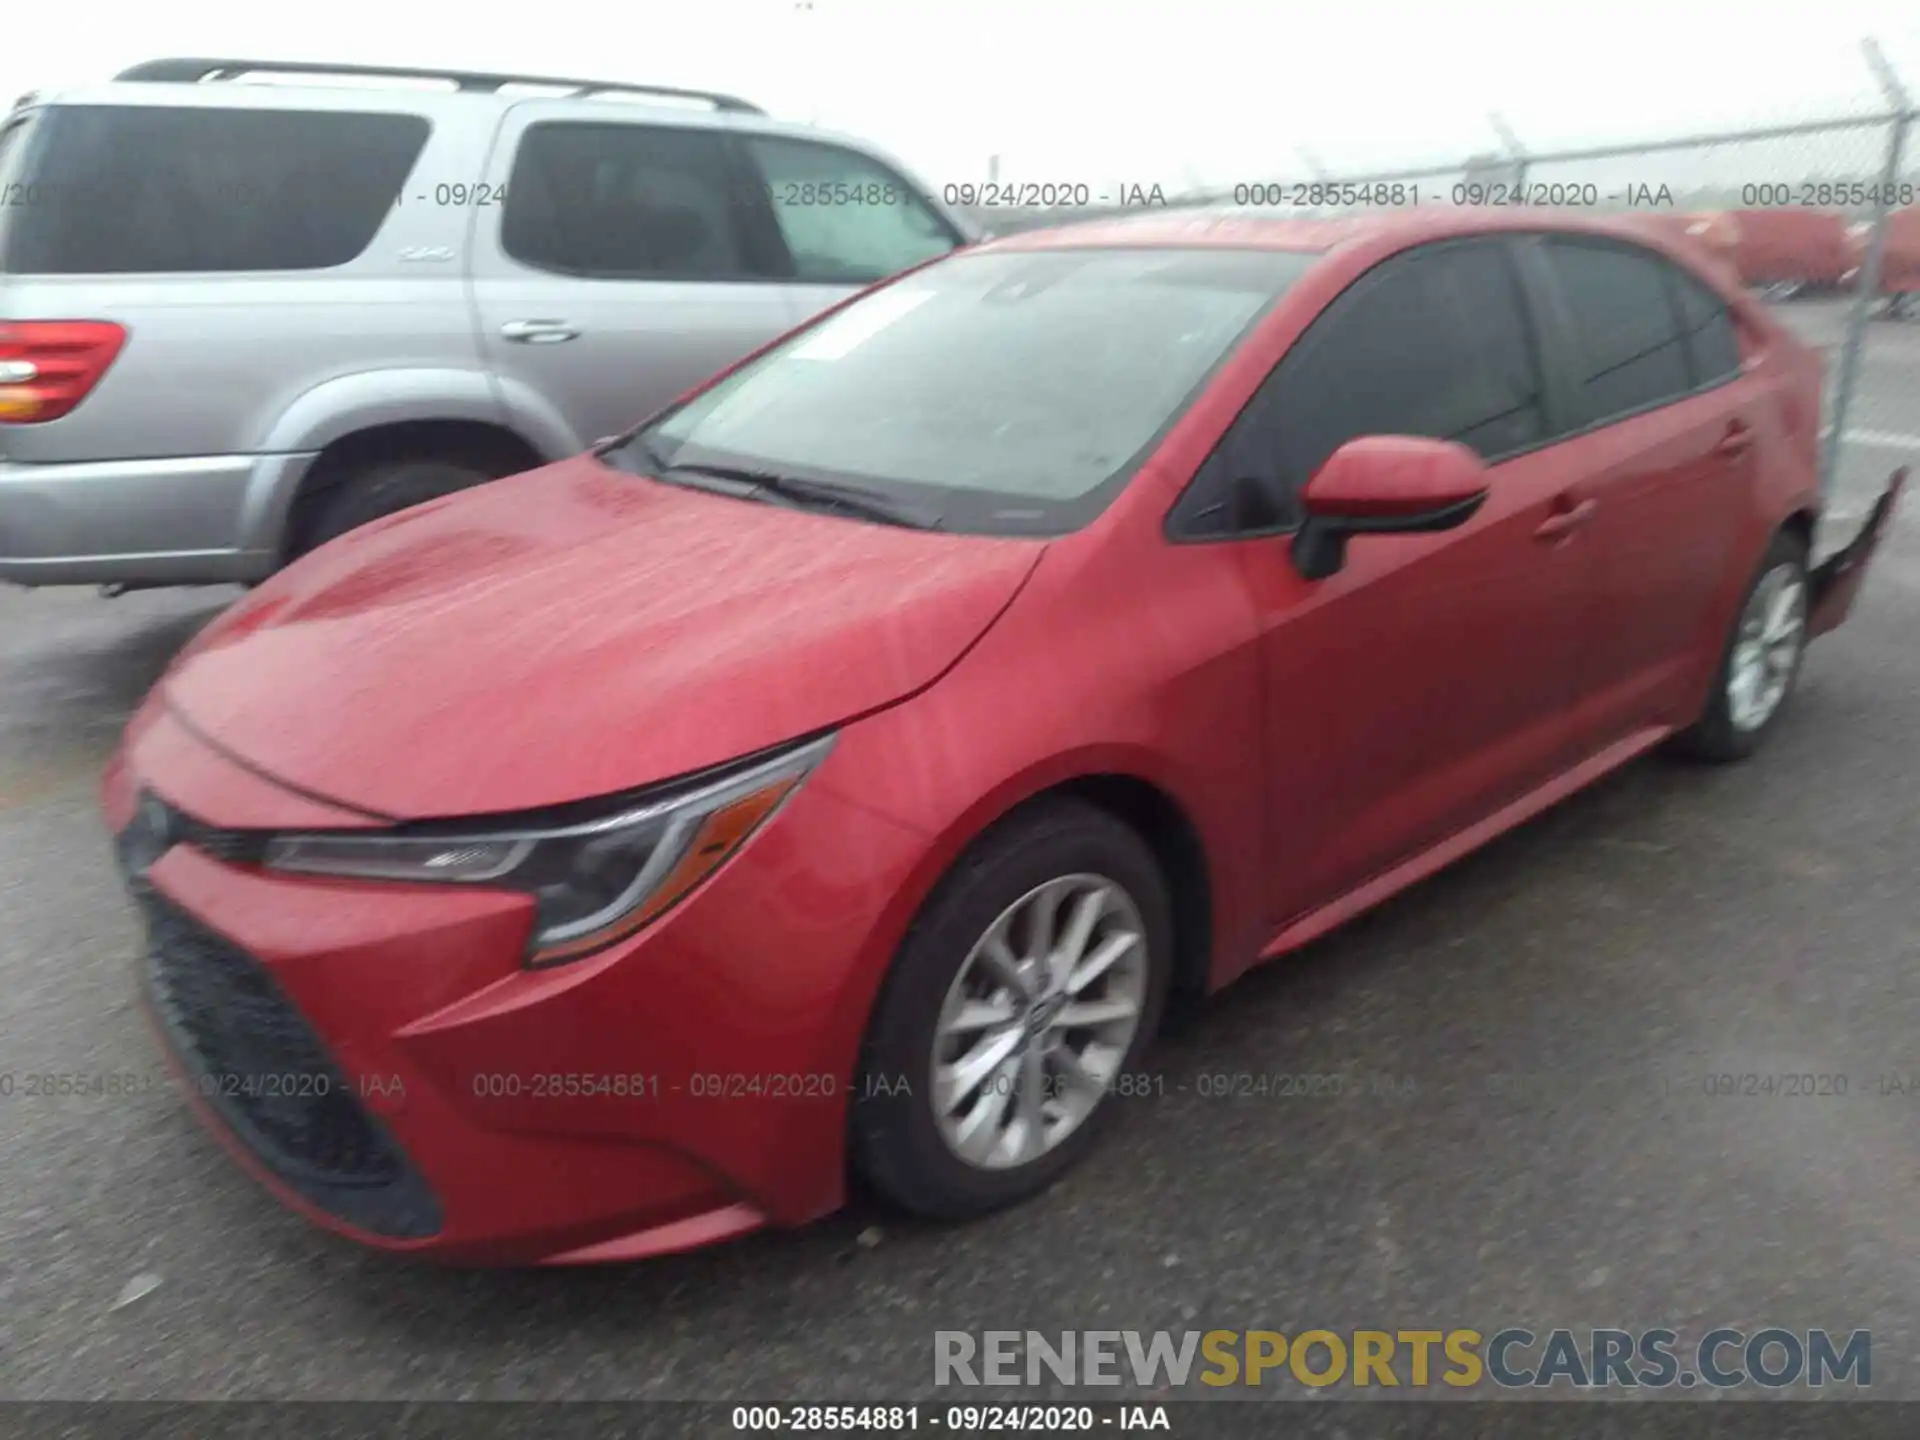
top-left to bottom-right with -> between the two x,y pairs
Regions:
104,209 -> 1905,1264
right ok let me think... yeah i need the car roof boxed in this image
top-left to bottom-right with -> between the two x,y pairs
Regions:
24,79 -> 786,129
11,75 -> 869,153
7,78 -> 949,202
980,205 -> 1727,259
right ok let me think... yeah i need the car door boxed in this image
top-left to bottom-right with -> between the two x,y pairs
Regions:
737,132 -> 969,323
1515,236 -> 1753,751
468,103 -> 801,453
1170,238 -> 1597,926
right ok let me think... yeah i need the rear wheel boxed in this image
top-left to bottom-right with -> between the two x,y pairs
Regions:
1671,529 -> 1810,762
851,800 -> 1172,1220
291,457 -> 499,558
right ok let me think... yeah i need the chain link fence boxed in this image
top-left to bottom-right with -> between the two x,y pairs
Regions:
960,40 -> 1918,557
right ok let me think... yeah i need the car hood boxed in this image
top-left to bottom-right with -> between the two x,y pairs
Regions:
161,456 -> 1045,819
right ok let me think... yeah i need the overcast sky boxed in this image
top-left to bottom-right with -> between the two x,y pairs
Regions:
7,0 -> 1920,189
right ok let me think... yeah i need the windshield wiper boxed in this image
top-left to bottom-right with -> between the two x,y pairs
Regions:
658,462 -> 945,531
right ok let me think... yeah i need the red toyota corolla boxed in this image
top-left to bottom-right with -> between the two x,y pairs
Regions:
104,209 -> 1904,1264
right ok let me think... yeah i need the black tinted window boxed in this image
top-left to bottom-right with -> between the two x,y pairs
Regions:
1181,242 -> 1546,535
502,122 -> 780,281
743,136 -> 959,284
0,106 -> 427,274
1670,266 -> 1741,386
1542,240 -> 1693,423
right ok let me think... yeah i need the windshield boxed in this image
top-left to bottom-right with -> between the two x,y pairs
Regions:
620,245 -> 1319,535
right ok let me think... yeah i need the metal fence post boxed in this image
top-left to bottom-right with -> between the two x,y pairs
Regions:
1491,113 -> 1528,190
1820,39 -> 1913,504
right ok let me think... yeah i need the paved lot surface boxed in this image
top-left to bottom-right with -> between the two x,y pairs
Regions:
1,305 -> 1917,1401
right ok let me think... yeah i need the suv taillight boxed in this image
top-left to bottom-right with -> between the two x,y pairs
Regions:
0,321 -> 127,423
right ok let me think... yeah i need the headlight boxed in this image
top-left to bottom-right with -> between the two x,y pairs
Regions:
262,734 -> 833,966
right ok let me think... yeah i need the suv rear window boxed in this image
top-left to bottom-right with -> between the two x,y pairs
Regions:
0,106 -> 429,274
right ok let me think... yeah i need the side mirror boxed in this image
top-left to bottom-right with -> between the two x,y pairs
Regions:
1292,436 -> 1491,581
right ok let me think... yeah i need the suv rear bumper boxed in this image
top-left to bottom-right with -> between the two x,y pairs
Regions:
0,453 -> 314,586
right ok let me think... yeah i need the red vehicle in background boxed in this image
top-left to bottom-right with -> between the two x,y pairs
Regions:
1717,208 -> 1853,297
1627,211 -> 1743,288
1843,208 -> 1920,317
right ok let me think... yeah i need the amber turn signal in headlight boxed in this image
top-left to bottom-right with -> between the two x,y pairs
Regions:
263,735 -> 834,965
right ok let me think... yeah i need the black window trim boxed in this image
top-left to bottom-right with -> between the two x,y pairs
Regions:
1515,231 -> 1742,446
496,119 -> 796,286
738,130 -> 968,283
1164,233 -> 1561,545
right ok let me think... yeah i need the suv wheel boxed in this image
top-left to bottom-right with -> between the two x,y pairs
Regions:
293,457 -> 499,557
851,799 -> 1172,1220
1671,529 -> 1811,762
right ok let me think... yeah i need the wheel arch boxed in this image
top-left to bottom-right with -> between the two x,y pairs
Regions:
1780,504 -> 1817,556
279,419 -> 549,562
834,755 -> 1223,1091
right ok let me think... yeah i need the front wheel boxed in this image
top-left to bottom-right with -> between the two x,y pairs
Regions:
851,800 -> 1172,1220
1670,530 -> 1810,762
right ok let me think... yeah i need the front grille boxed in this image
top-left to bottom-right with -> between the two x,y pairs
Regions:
119,825 -> 442,1240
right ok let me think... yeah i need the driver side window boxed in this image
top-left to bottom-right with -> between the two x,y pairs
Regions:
1171,239 -> 1547,539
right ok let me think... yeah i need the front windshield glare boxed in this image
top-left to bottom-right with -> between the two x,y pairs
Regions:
634,246 -> 1318,533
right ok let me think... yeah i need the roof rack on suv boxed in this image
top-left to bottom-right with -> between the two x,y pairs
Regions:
112,58 -> 767,114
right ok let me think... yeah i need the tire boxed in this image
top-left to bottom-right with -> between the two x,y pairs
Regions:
1669,528 -> 1811,763
851,798 -> 1173,1221
293,457 -> 498,557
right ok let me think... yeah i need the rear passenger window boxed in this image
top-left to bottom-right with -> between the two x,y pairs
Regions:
0,106 -> 428,274
502,122 -> 782,281
1541,240 -> 1693,424
1669,267 -> 1742,386
1175,241 -> 1547,536
742,136 -> 960,284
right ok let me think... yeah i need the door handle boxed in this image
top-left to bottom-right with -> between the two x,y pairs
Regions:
1534,498 -> 1599,542
1713,420 -> 1754,458
500,320 -> 581,344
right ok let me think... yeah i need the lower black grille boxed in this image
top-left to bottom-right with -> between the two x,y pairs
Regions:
121,834 -> 442,1240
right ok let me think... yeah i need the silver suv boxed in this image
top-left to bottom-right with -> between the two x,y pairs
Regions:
0,58 -> 973,590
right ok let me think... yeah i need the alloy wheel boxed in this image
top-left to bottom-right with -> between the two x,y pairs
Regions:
930,873 -> 1149,1170
1727,561 -> 1807,733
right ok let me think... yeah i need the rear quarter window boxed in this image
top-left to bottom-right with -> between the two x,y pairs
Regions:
0,105 -> 429,274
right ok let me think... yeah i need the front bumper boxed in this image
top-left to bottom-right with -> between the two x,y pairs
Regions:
0,453 -> 313,586
105,705 -> 930,1263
